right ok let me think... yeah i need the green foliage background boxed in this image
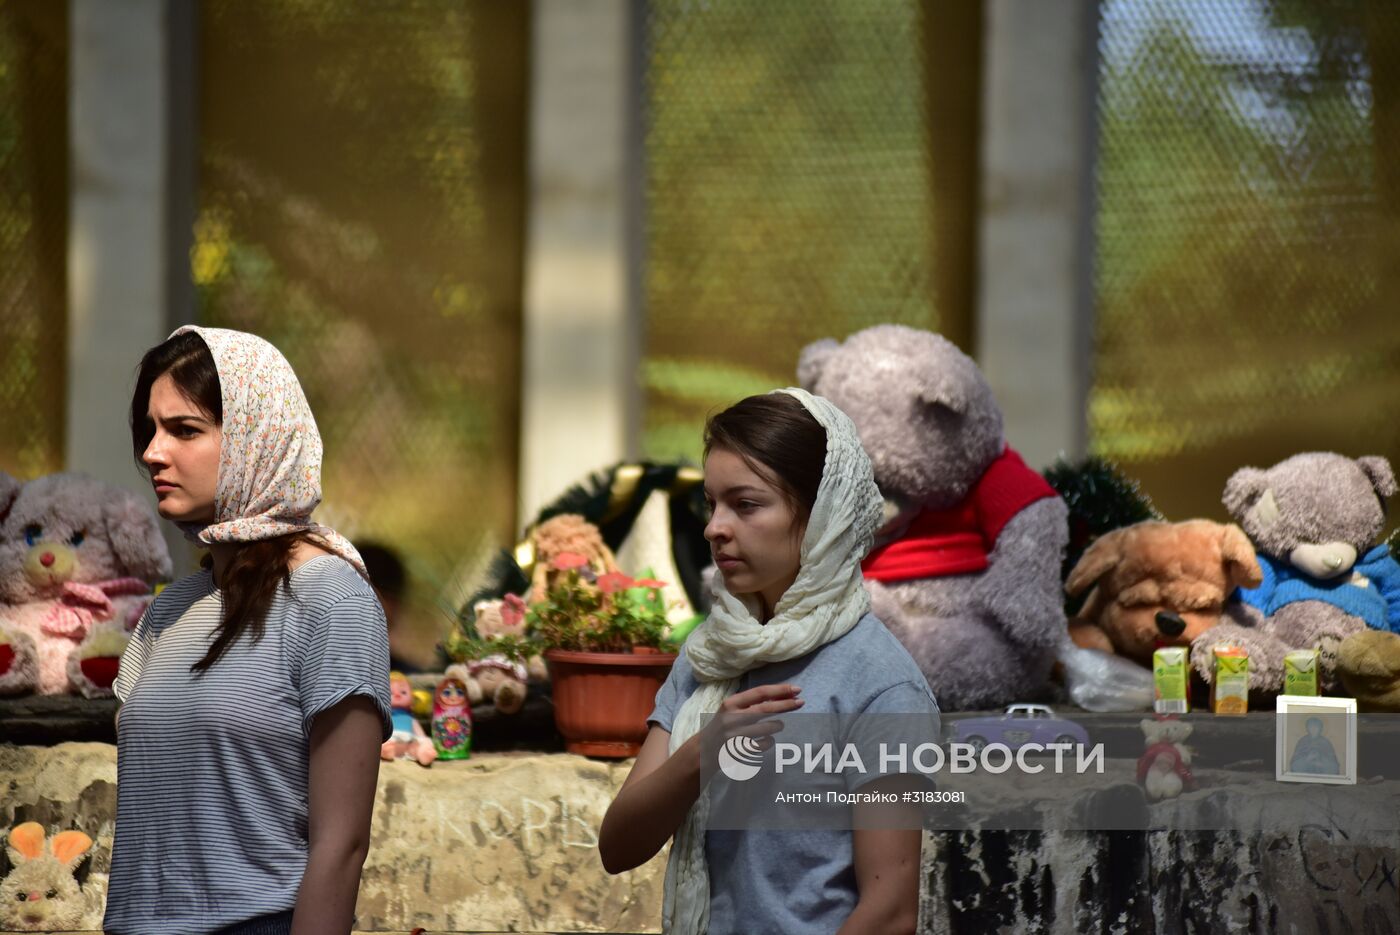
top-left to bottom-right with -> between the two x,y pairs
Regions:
641,0 -> 940,462
1091,0 -> 1400,521
193,0 -> 529,651
3,0 -> 1399,635
0,0 -> 65,481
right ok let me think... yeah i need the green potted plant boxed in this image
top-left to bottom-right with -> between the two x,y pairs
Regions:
525,552 -> 680,757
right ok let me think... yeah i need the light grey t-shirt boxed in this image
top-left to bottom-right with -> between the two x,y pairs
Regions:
647,613 -> 940,935
105,555 -> 392,935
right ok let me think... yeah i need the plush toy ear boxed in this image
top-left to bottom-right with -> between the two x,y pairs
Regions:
915,368 -> 971,416
7,822 -> 45,862
1357,456 -> 1398,499
797,338 -> 839,391
1222,467 -> 1269,518
105,488 -> 173,582
1065,528 -> 1125,597
0,471 -> 20,527
1218,523 -> 1263,590
48,830 -> 93,868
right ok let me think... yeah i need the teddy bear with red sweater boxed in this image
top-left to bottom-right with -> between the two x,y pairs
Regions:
798,325 -> 1068,710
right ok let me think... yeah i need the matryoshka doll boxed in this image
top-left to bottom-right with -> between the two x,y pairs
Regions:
432,664 -> 474,760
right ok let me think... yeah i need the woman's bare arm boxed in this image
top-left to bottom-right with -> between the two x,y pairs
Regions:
291,696 -> 383,935
598,725 -> 701,873
835,780 -> 924,935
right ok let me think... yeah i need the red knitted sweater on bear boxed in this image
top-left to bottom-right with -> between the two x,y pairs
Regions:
861,447 -> 1057,583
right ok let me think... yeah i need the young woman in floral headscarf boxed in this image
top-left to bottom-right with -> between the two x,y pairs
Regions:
105,327 -> 392,935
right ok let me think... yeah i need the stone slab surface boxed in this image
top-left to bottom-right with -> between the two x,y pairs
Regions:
359,755 -> 663,933
0,744 -> 663,934
0,742 -> 116,930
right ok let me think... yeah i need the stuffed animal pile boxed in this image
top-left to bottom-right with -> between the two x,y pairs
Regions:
0,472 -> 171,697
1059,453 -> 1400,707
790,324 -> 1400,716
799,325 -> 1069,710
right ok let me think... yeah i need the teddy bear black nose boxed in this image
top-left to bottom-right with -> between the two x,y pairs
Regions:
1155,611 -> 1186,637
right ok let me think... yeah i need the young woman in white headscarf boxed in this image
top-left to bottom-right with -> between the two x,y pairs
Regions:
599,388 -> 940,935
105,327 -> 392,935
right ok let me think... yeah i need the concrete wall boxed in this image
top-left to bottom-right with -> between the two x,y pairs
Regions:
518,0 -> 644,522
976,0 -> 1099,467
67,0 -> 199,577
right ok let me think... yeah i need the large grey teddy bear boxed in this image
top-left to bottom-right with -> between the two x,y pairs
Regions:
798,325 -> 1069,710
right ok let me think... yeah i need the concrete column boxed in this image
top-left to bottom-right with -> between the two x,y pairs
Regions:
518,0 -> 644,522
976,0 -> 1099,467
68,0 -> 198,570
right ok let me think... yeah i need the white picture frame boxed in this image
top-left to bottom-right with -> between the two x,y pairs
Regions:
1275,695 -> 1357,785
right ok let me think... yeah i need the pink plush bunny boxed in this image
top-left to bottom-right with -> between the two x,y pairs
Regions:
0,472 -> 171,696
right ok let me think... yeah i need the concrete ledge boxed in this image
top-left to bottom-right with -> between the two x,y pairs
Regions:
360,755 -> 663,933
5,744 -> 1399,933
0,687 -> 566,750
0,744 -> 663,934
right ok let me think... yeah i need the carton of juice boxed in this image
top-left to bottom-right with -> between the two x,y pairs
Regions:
1284,649 -> 1320,696
1211,645 -> 1249,715
1153,647 -> 1189,714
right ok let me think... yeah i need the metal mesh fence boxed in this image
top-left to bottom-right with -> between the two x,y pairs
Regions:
641,0 -> 946,462
0,0 -> 66,480
1092,0 -> 1400,522
197,0 -> 529,643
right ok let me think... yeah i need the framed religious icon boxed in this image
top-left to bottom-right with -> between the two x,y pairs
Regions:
1275,695 -> 1357,785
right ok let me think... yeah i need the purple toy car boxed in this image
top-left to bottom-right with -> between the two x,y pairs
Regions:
949,703 -> 1089,752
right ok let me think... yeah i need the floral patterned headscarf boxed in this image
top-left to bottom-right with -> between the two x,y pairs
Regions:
170,325 -> 366,577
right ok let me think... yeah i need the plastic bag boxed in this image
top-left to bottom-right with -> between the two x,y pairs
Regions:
1057,638 -> 1154,712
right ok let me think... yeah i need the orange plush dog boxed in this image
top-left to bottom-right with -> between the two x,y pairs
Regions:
1065,520 -> 1263,666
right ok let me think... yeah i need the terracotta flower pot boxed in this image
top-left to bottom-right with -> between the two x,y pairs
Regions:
544,648 -> 677,758
80,656 -> 121,689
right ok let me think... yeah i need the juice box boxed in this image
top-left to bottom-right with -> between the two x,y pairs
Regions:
1153,647 -> 1189,714
1284,649 -> 1320,696
1211,645 -> 1249,715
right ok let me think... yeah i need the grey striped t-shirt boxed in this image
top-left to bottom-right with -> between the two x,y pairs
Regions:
104,554 -> 392,935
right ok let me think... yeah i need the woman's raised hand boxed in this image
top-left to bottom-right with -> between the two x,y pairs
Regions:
600,684 -> 804,874
705,683 -> 804,747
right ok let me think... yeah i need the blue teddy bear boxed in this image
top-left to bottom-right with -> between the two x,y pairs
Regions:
1199,452 -> 1400,694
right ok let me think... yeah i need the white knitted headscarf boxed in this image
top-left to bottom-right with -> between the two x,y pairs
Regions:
661,387 -> 883,935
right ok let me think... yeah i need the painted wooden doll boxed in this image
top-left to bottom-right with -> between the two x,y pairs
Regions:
431,665 -> 474,759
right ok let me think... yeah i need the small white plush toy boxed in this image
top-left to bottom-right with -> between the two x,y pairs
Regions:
1136,716 -> 1195,801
